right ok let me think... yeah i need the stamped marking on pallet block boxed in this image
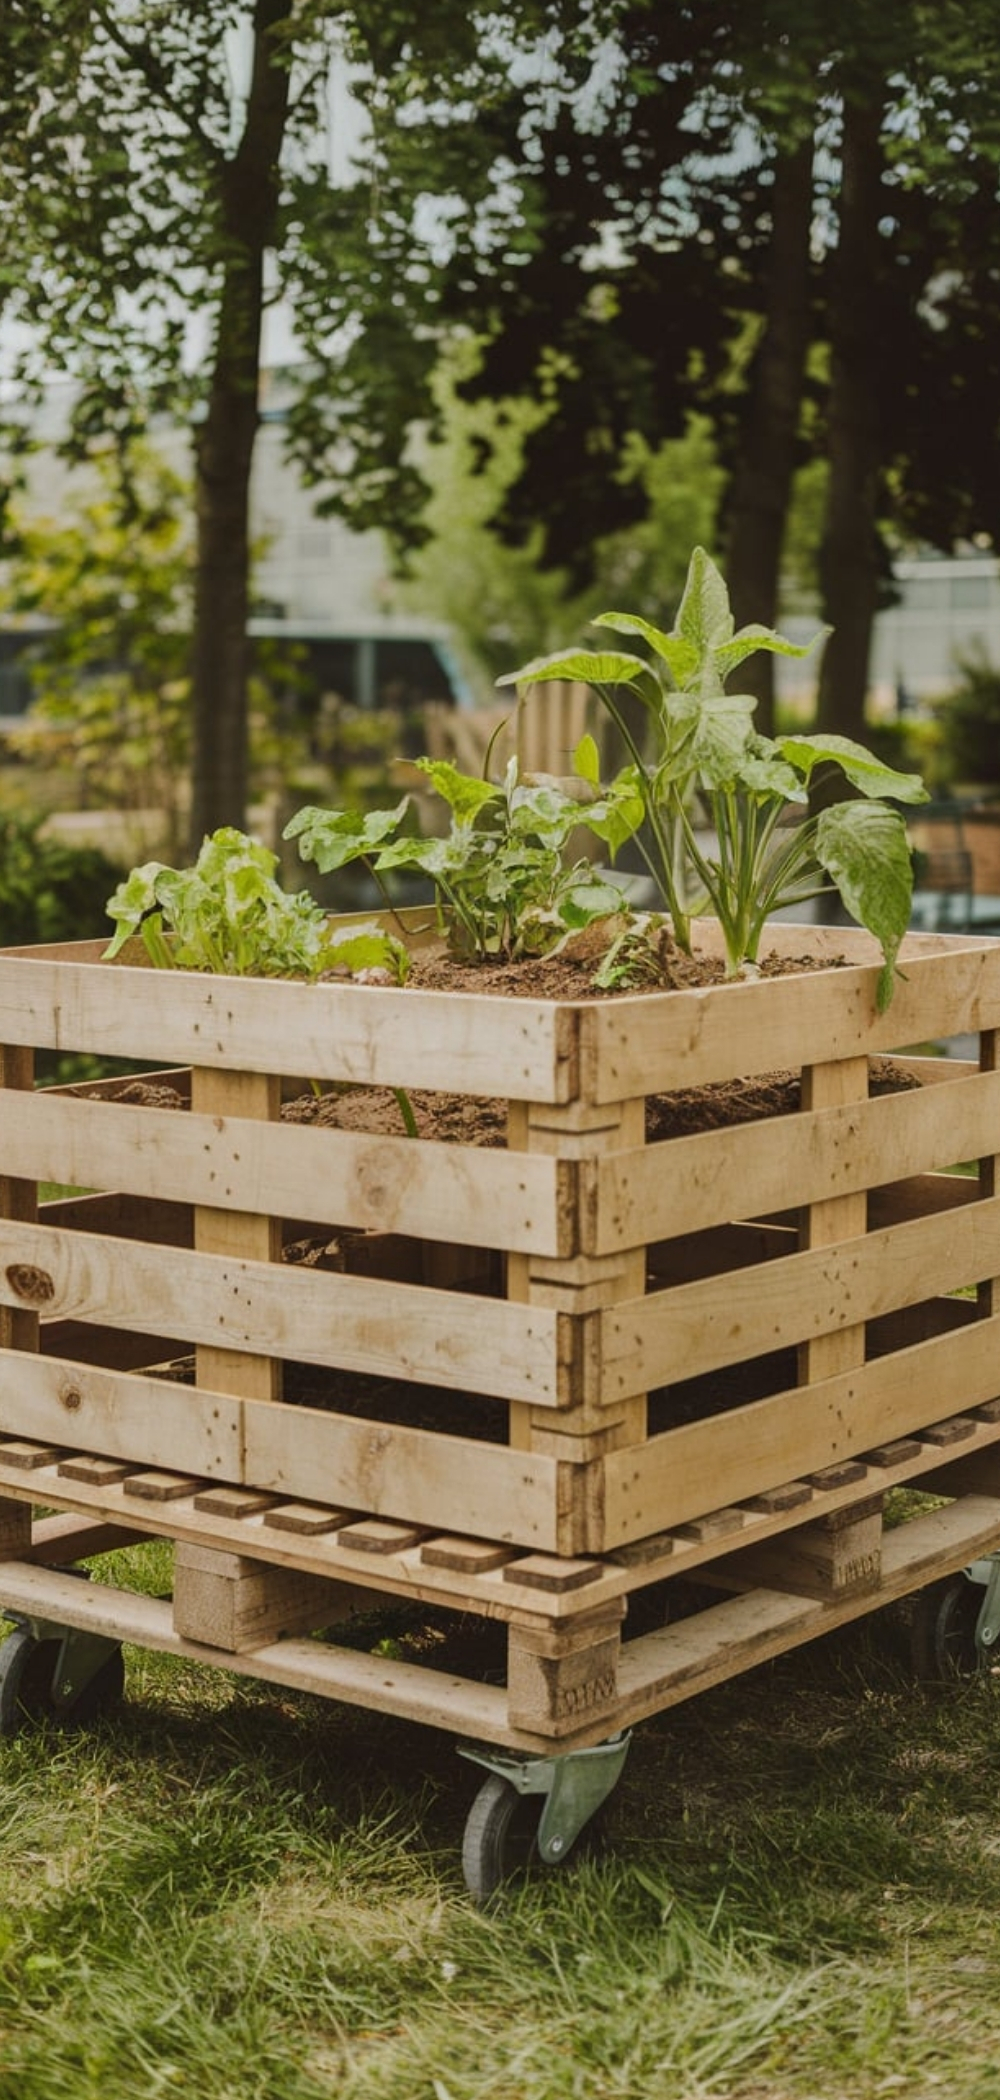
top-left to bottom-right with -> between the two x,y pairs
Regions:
506,1612 -> 622,1730
122,1470 -> 203,1502
419,1536 -> 519,1574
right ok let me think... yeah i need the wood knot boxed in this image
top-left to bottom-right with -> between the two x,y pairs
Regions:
60,1384 -> 83,1412
4,1263 -> 55,1305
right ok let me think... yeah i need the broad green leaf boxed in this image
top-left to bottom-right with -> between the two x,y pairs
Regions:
497,648 -> 652,692
813,800 -> 916,1011
682,689 -> 758,787
714,624 -> 828,677
558,878 -> 626,927
778,735 -> 928,804
674,547 -> 734,656
322,925 -> 410,984
412,758 -> 500,824
591,611 -> 700,687
731,742 -> 808,800
283,800 -> 411,871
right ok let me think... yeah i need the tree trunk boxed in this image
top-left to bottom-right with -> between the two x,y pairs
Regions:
188,0 -> 292,850
725,130 -> 814,738
814,93 -> 886,743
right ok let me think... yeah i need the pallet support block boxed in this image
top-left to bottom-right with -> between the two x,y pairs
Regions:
708,1497 -> 886,1601
506,1601 -> 625,1733
172,1542 -> 354,1652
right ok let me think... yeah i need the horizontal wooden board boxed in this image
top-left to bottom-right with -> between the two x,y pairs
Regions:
614,1494 -> 1000,1731
601,1310 -> 1000,1544
604,1189 -> 1000,1393
589,1063 -> 1000,1252
0,1561 -> 531,1746
2,1087 -> 566,1257
242,1394 -> 563,1549
580,937 -> 1000,1101
0,1347 -> 243,1477
0,1216 -> 561,1406
0,944 -> 577,1102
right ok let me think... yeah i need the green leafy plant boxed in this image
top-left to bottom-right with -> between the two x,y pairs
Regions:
103,827 -> 409,984
500,548 -> 928,1008
285,738 -> 644,963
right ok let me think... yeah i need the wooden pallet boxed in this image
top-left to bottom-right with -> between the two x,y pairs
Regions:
2,917 -> 1000,1750
0,1406 -> 998,1749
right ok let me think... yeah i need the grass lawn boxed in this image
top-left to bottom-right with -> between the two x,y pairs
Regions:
0,1541 -> 998,2099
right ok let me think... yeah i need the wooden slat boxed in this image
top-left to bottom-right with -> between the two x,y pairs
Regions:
419,1536 -> 518,1573
4,1088 -> 568,1258
334,1518 -> 429,1554
0,947 -> 578,1102
601,1309 -> 1000,1545
0,1561 -> 533,1748
0,1349 -> 243,1478
261,1503 -> 348,1535
579,936 -> 1000,1102
603,1191 -> 1000,1395
241,1395 -> 564,1552
0,1216 -> 561,1406
614,1495 -> 1000,1733
589,1064 -> 1000,1254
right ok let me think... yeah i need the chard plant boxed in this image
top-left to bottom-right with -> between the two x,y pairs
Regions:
285,739 -> 644,962
499,547 -> 929,1009
104,827 -> 409,984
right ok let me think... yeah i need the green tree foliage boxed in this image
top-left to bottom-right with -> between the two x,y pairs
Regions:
0,0 -> 576,843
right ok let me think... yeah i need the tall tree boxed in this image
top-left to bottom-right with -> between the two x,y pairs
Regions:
0,0 -> 578,845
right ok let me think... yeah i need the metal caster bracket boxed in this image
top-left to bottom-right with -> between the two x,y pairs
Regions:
458,1731 -> 632,1863
962,1555 -> 1000,1661
6,1612 -> 122,1717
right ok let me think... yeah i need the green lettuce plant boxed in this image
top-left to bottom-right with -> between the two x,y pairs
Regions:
104,826 -> 409,984
499,547 -> 929,1009
286,740 -> 644,963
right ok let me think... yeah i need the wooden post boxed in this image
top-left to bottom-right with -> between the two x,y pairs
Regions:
0,1046 -> 37,1560
191,1067 -> 282,1404
797,1057 -> 870,1383
979,1029 -> 999,1321
507,1096 -> 646,1555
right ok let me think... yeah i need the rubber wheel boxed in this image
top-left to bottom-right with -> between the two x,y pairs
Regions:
59,1644 -> 126,1727
461,1775 -> 541,1905
0,1628 -> 61,1735
910,1576 -> 985,1680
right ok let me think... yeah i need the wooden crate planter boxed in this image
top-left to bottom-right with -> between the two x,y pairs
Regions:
2,917 -> 1000,1749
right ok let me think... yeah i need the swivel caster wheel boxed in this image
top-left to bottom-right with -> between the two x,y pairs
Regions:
0,1628 -> 63,1735
0,1621 -> 125,1736
461,1775 -> 543,1906
910,1575 -> 986,1681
